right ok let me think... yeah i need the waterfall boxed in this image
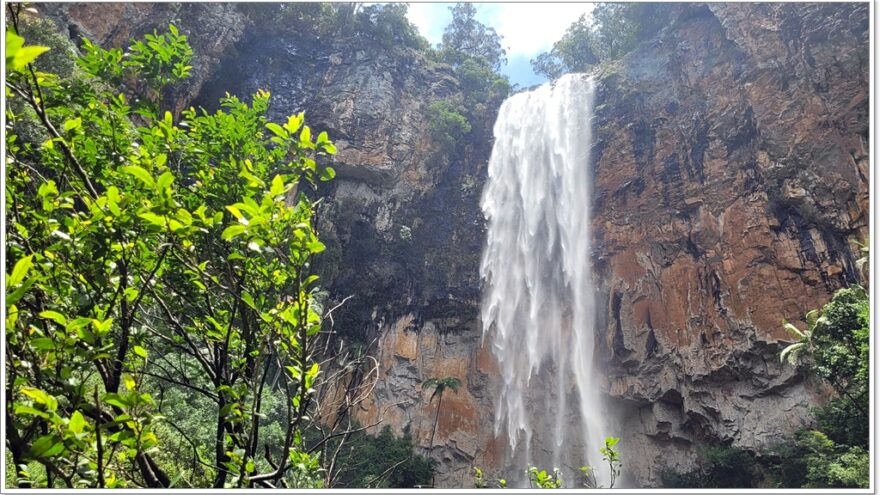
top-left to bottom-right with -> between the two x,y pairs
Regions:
480,74 -> 605,485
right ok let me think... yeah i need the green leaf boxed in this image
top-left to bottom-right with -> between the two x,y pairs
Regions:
6,31 -> 49,71
20,388 -> 57,411
7,255 -> 34,288
62,117 -> 82,132
103,393 -> 128,409
241,292 -> 257,311
221,224 -> 247,241
14,405 -> 50,419
133,345 -> 148,359
123,374 -> 136,392
7,278 -> 35,306
123,166 -> 156,188
300,125 -> 312,144
30,435 -> 64,458
13,46 -> 50,70
30,337 -> 56,351
285,113 -> 304,134
139,212 -> 168,228
225,205 -> 244,220
156,171 -> 175,190
38,311 -> 67,326
307,240 -> 326,254
68,411 -> 86,434
782,321 -> 805,339
322,141 -> 337,154
270,174 -> 285,197
5,30 -> 24,66
319,166 -> 336,181
266,123 -> 288,139
305,362 -> 320,388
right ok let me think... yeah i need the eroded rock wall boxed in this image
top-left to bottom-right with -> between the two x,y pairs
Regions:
38,2 -> 869,487
590,3 -> 868,485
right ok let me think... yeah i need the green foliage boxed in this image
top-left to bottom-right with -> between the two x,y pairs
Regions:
853,237 -> 869,283
355,3 -> 430,50
437,3 -> 506,71
244,3 -> 428,51
780,285 -> 868,449
661,444 -> 755,488
531,14 -> 596,80
779,309 -> 818,365
6,16 -> 335,488
455,58 -> 511,123
578,436 -> 623,488
515,437 -> 624,489
768,430 -> 868,489
531,3 -> 674,78
398,225 -> 413,242
769,283 -> 869,489
427,99 -> 471,154
599,436 -> 622,488
422,377 -> 461,401
328,426 -> 434,488
527,466 -> 563,489
427,4 -> 510,156
422,376 -> 461,457
5,29 -> 48,72
806,286 -> 869,409
473,466 -> 487,488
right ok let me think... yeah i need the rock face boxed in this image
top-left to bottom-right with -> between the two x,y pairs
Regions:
42,2 -> 868,487
41,2 -> 247,113
590,3 -> 868,485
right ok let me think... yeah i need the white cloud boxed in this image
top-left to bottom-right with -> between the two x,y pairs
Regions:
406,3 -> 594,57
406,3 -> 453,46
405,2 -> 595,86
481,3 -> 595,57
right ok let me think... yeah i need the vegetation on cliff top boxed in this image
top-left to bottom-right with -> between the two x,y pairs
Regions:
532,3 -> 675,79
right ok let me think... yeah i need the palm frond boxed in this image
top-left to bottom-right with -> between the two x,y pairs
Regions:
780,342 -> 804,365
782,321 -> 805,339
805,309 -> 820,329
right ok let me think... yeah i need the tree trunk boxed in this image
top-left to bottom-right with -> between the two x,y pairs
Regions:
429,392 -> 443,451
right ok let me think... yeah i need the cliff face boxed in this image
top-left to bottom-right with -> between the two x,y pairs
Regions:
190,17 -> 500,486
591,3 -> 868,484
43,2 -> 868,487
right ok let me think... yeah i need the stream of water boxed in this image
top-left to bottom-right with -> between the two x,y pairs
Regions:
480,73 -> 605,485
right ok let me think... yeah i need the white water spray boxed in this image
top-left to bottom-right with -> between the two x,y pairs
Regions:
480,74 -> 605,483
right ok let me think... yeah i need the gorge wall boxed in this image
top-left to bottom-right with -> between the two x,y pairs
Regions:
40,2 -> 869,487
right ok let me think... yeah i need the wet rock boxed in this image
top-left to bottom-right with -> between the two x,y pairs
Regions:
41,2 -> 868,487
592,3 -> 867,485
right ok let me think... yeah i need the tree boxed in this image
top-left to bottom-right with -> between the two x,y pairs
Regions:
437,3 -> 506,71
428,4 -> 510,154
531,3 -> 674,78
355,3 -> 429,50
779,309 -> 819,365
531,14 -> 598,79
420,377 -> 460,452
5,6 -> 339,487
775,285 -> 869,488
853,237 -> 868,285
527,466 -> 563,489
243,3 -> 428,51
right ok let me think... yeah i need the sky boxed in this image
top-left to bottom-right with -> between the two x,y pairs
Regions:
406,3 -> 595,88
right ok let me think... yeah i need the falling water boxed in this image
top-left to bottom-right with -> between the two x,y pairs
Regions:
480,74 -> 605,485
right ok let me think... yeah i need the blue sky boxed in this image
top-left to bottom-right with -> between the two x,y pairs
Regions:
406,3 -> 595,87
